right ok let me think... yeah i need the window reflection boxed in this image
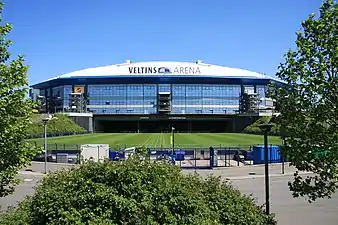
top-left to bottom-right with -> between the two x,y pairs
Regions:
171,84 -> 241,114
41,83 -> 268,115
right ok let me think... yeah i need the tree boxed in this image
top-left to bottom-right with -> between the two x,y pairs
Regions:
0,1 -> 40,197
269,0 -> 337,202
0,158 -> 276,224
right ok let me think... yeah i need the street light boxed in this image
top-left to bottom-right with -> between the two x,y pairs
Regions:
171,127 -> 175,155
258,123 -> 274,215
42,114 -> 57,174
281,133 -> 287,175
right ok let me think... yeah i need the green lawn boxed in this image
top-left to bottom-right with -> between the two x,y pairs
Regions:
29,133 -> 282,149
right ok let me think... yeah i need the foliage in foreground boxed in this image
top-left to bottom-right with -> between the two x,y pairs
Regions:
269,0 -> 338,202
0,158 -> 276,225
27,114 -> 86,139
0,1 -> 40,197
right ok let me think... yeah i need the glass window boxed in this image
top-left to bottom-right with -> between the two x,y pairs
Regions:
52,83 -> 267,115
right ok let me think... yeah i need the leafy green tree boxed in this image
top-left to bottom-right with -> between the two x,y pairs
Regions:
0,2 -> 40,197
0,158 -> 276,225
269,0 -> 337,202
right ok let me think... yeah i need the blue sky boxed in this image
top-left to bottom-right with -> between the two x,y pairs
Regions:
4,0 -> 323,85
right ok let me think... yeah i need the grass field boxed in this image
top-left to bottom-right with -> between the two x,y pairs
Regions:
30,133 -> 282,149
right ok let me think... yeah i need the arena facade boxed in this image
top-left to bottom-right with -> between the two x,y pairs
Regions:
30,60 -> 282,133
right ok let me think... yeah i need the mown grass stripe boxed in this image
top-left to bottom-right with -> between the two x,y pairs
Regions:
30,133 -> 281,149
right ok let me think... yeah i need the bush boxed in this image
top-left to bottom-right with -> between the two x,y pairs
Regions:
0,200 -> 31,225
0,158 -> 276,225
243,116 -> 280,136
26,114 -> 86,138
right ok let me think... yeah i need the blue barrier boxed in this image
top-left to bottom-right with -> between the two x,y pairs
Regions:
175,150 -> 185,161
109,151 -> 126,161
109,151 -> 117,160
252,145 -> 281,164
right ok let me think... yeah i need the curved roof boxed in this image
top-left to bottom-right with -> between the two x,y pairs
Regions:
50,60 -> 280,79
32,60 -> 285,88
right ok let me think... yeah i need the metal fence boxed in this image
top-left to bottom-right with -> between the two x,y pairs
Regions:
32,143 -> 286,169
33,142 -> 81,151
27,131 -> 90,139
33,143 -> 260,151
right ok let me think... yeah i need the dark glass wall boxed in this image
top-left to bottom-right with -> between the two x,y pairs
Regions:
86,84 -> 242,115
33,83 -> 270,115
86,84 -> 157,114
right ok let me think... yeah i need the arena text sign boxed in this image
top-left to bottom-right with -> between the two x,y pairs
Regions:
128,66 -> 201,75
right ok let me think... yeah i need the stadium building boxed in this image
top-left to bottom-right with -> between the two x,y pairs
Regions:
30,60 -> 282,133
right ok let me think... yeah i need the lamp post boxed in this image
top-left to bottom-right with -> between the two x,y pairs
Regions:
171,127 -> 175,155
42,115 -> 57,174
258,123 -> 273,215
281,134 -> 286,175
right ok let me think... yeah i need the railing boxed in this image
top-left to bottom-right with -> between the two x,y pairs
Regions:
27,131 -> 90,139
31,143 -> 286,169
32,142 -> 81,151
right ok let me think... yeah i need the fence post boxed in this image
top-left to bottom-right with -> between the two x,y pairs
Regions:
209,147 -> 213,169
217,144 -> 226,166
281,149 -> 285,174
227,147 -> 230,167
55,143 -> 58,151
194,149 -> 197,168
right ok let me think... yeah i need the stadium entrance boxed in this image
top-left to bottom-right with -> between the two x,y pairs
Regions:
94,115 -> 233,133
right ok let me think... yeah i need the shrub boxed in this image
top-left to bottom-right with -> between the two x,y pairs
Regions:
0,200 -> 31,225
0,158 -> 276,225
26,114 -> 86,138
243,116 -> 281,136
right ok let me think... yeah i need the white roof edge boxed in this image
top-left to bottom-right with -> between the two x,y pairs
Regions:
34,60 -> 284,85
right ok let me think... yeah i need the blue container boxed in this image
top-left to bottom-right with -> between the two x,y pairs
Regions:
253,145 -> 281,164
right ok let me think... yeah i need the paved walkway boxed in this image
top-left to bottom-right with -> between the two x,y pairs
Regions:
25,161 -> 297,176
